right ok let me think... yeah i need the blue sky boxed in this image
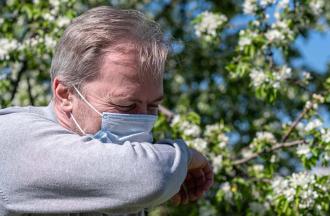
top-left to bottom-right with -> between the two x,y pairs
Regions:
293,30 -> 330,74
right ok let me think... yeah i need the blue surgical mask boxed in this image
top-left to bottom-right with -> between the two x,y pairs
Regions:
71,86 -> 157,144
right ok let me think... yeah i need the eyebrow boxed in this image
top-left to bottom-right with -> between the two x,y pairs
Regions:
104,94 -> 164,104
151,95 -> 164,103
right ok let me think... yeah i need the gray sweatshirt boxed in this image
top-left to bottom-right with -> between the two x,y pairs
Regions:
0,103 -> 190,216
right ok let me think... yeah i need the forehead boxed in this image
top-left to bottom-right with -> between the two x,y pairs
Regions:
86,45 -> 163,100
102,46 -> 139,77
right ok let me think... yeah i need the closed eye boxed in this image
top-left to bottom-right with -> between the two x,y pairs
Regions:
116,103 -> 136,111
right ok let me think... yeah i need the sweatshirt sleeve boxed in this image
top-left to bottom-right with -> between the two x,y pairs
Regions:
0,112 -> 190,215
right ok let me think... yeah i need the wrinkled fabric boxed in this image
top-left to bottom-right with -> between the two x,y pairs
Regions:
0,103 -> 190,216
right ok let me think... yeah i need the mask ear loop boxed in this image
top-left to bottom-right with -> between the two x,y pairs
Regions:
73,85 -> 103,117
70,112 -> 86,135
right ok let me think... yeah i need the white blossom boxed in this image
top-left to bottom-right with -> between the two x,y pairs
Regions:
183,123 -> 201,137
270,154 -> 277,163
291,172 -> 316,189
211,154 -> 223,173
265,29 -> 284,42
324,153 -> 330,161
0,38 -> 19,60
44,35 -> 57,49
187,138 -> 208,153
277,0 -> 290,9
194,11 -> 227,39
272,65 -> 292,89
309,0 -> 324,14
0,18 -> 4,25
276,65 -> 292,80
296,145 -> 310,155
218,133 -> 229,148
253,164 -> 264,172
255,131 -> 276,144
57,17 -> 71,27
22,36 -> 43,49
305,100 -> 318,110
239,37 -> 252,47
205,123 -> 224,137
312,93 -> 325,103
243,0 -> 258,15
272,172 -> 326,210
50,0 -> 61,8
242,148 -> 254,158
250,69 -> 269,87
171,115 -> 201,137
44,13 -> 55,22
238,29 -> 259,50
260,0 -> 275,7
252,20 -> 260,27
205,124 -> 218,136
321,129 -> 330,143
302,71 -> 311,81
174,74 -> 184,84
305,119 -> 322,132
220,182 -> 233,201
272,176 -> 293,200
265,19 -> 294,44
274,20 -> 289,29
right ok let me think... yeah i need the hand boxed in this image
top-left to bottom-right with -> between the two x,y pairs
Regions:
170,148 -> 214,206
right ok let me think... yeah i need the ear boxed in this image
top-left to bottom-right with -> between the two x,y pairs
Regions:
53,77 -> 73,113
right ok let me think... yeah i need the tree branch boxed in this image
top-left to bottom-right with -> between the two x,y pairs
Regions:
10,60 -> 27,102
159,105 -> 175,119
26,73 -> 35,106
233,139 -> 307,165
281,106 -> 310,143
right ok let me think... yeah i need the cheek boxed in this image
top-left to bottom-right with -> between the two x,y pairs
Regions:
75,100 -> 102,133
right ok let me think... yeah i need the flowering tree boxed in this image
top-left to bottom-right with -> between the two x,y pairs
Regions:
1,0 -> 330,215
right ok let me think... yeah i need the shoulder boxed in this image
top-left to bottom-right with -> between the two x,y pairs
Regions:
0,106 -> 53,129
0,103 -> 57,122
0,105 -> 76,142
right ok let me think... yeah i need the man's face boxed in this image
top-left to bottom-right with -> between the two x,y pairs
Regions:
71,46 -> 164,134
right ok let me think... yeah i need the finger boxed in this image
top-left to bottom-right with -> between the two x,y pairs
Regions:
202,162 -> 213,177
184,174 -> 196,190
203,164 -> 214,187
190,169 -> 206,182
186,172 -> 206,197
195,176 -> 207,187
202,178 -> 214,192
191,169 -> 206,188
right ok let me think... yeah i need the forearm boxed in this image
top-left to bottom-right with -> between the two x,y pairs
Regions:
0,116 -> 190,214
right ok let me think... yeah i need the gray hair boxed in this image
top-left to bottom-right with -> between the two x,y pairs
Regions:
50,6 -> 169,91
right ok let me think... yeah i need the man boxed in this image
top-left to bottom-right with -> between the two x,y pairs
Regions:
0,6 -> 213,216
